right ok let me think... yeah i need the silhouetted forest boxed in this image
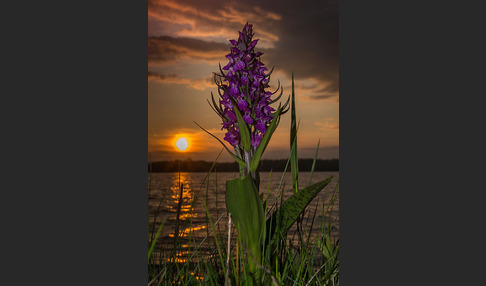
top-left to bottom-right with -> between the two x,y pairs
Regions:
148,158 -> 339,173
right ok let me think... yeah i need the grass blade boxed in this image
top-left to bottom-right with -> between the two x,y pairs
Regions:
290,73 -> 299,194
308,139 -> 321,187
194,121 -> 247,167
148,217 -> 166,263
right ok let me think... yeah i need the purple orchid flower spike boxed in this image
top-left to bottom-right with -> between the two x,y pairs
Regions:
208,23 -> 290,178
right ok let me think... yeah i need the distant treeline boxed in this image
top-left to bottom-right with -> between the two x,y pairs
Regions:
148,158 -> 339,173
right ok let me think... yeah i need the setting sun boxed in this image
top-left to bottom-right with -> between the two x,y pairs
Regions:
174,136 -> 190,152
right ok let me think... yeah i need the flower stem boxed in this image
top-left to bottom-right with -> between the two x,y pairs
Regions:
244,150 -> 251,177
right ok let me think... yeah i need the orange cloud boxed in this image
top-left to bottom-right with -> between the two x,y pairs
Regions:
315,121 -> 339,132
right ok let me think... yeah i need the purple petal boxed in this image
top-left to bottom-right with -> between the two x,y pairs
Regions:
234,60 -> 245,71
263,115 -> 273,122
248,39 -> 259,50
229,85 -> 239,97
229,39 -> 238,46
241,74 -> 248,86
251,133 -> 262,147
226,110 -> 237,121
224,131 -> 239,146
263,105 -> 275,115
243,114 -> 253,124
222,121 -> 233,129
256,121 -> 266,133
227,67 -> 234,77
237,98 -> 248,110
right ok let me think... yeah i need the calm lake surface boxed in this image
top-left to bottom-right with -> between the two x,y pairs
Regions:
148,171 -> 339,262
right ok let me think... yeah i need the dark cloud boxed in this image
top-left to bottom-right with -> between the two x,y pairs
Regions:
309,94 -> 337,101
262,1 -> 339,100
290,78 -> 339,100
309,81 -> 340,100
316,82 -> 339,95
148,36 -> 229,64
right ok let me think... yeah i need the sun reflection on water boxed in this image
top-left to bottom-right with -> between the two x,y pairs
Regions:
167,173 -> 207,240
169,173 -> 198,219
168,225 -> 206,238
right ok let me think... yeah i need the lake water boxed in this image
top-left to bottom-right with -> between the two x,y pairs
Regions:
148,171 -> 339,263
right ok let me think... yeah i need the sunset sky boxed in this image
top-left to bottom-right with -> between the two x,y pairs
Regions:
148,0 -> 339,162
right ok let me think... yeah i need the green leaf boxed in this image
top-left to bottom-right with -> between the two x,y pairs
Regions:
225,175 -> 265,273
194,121 -> 247,168
266,176 -> 333,250
230,99 -> 251,152
249,105 -> 282,172
317,239 -> 330,259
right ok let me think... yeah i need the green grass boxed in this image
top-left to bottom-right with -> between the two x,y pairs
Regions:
148,161 -> 339,285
